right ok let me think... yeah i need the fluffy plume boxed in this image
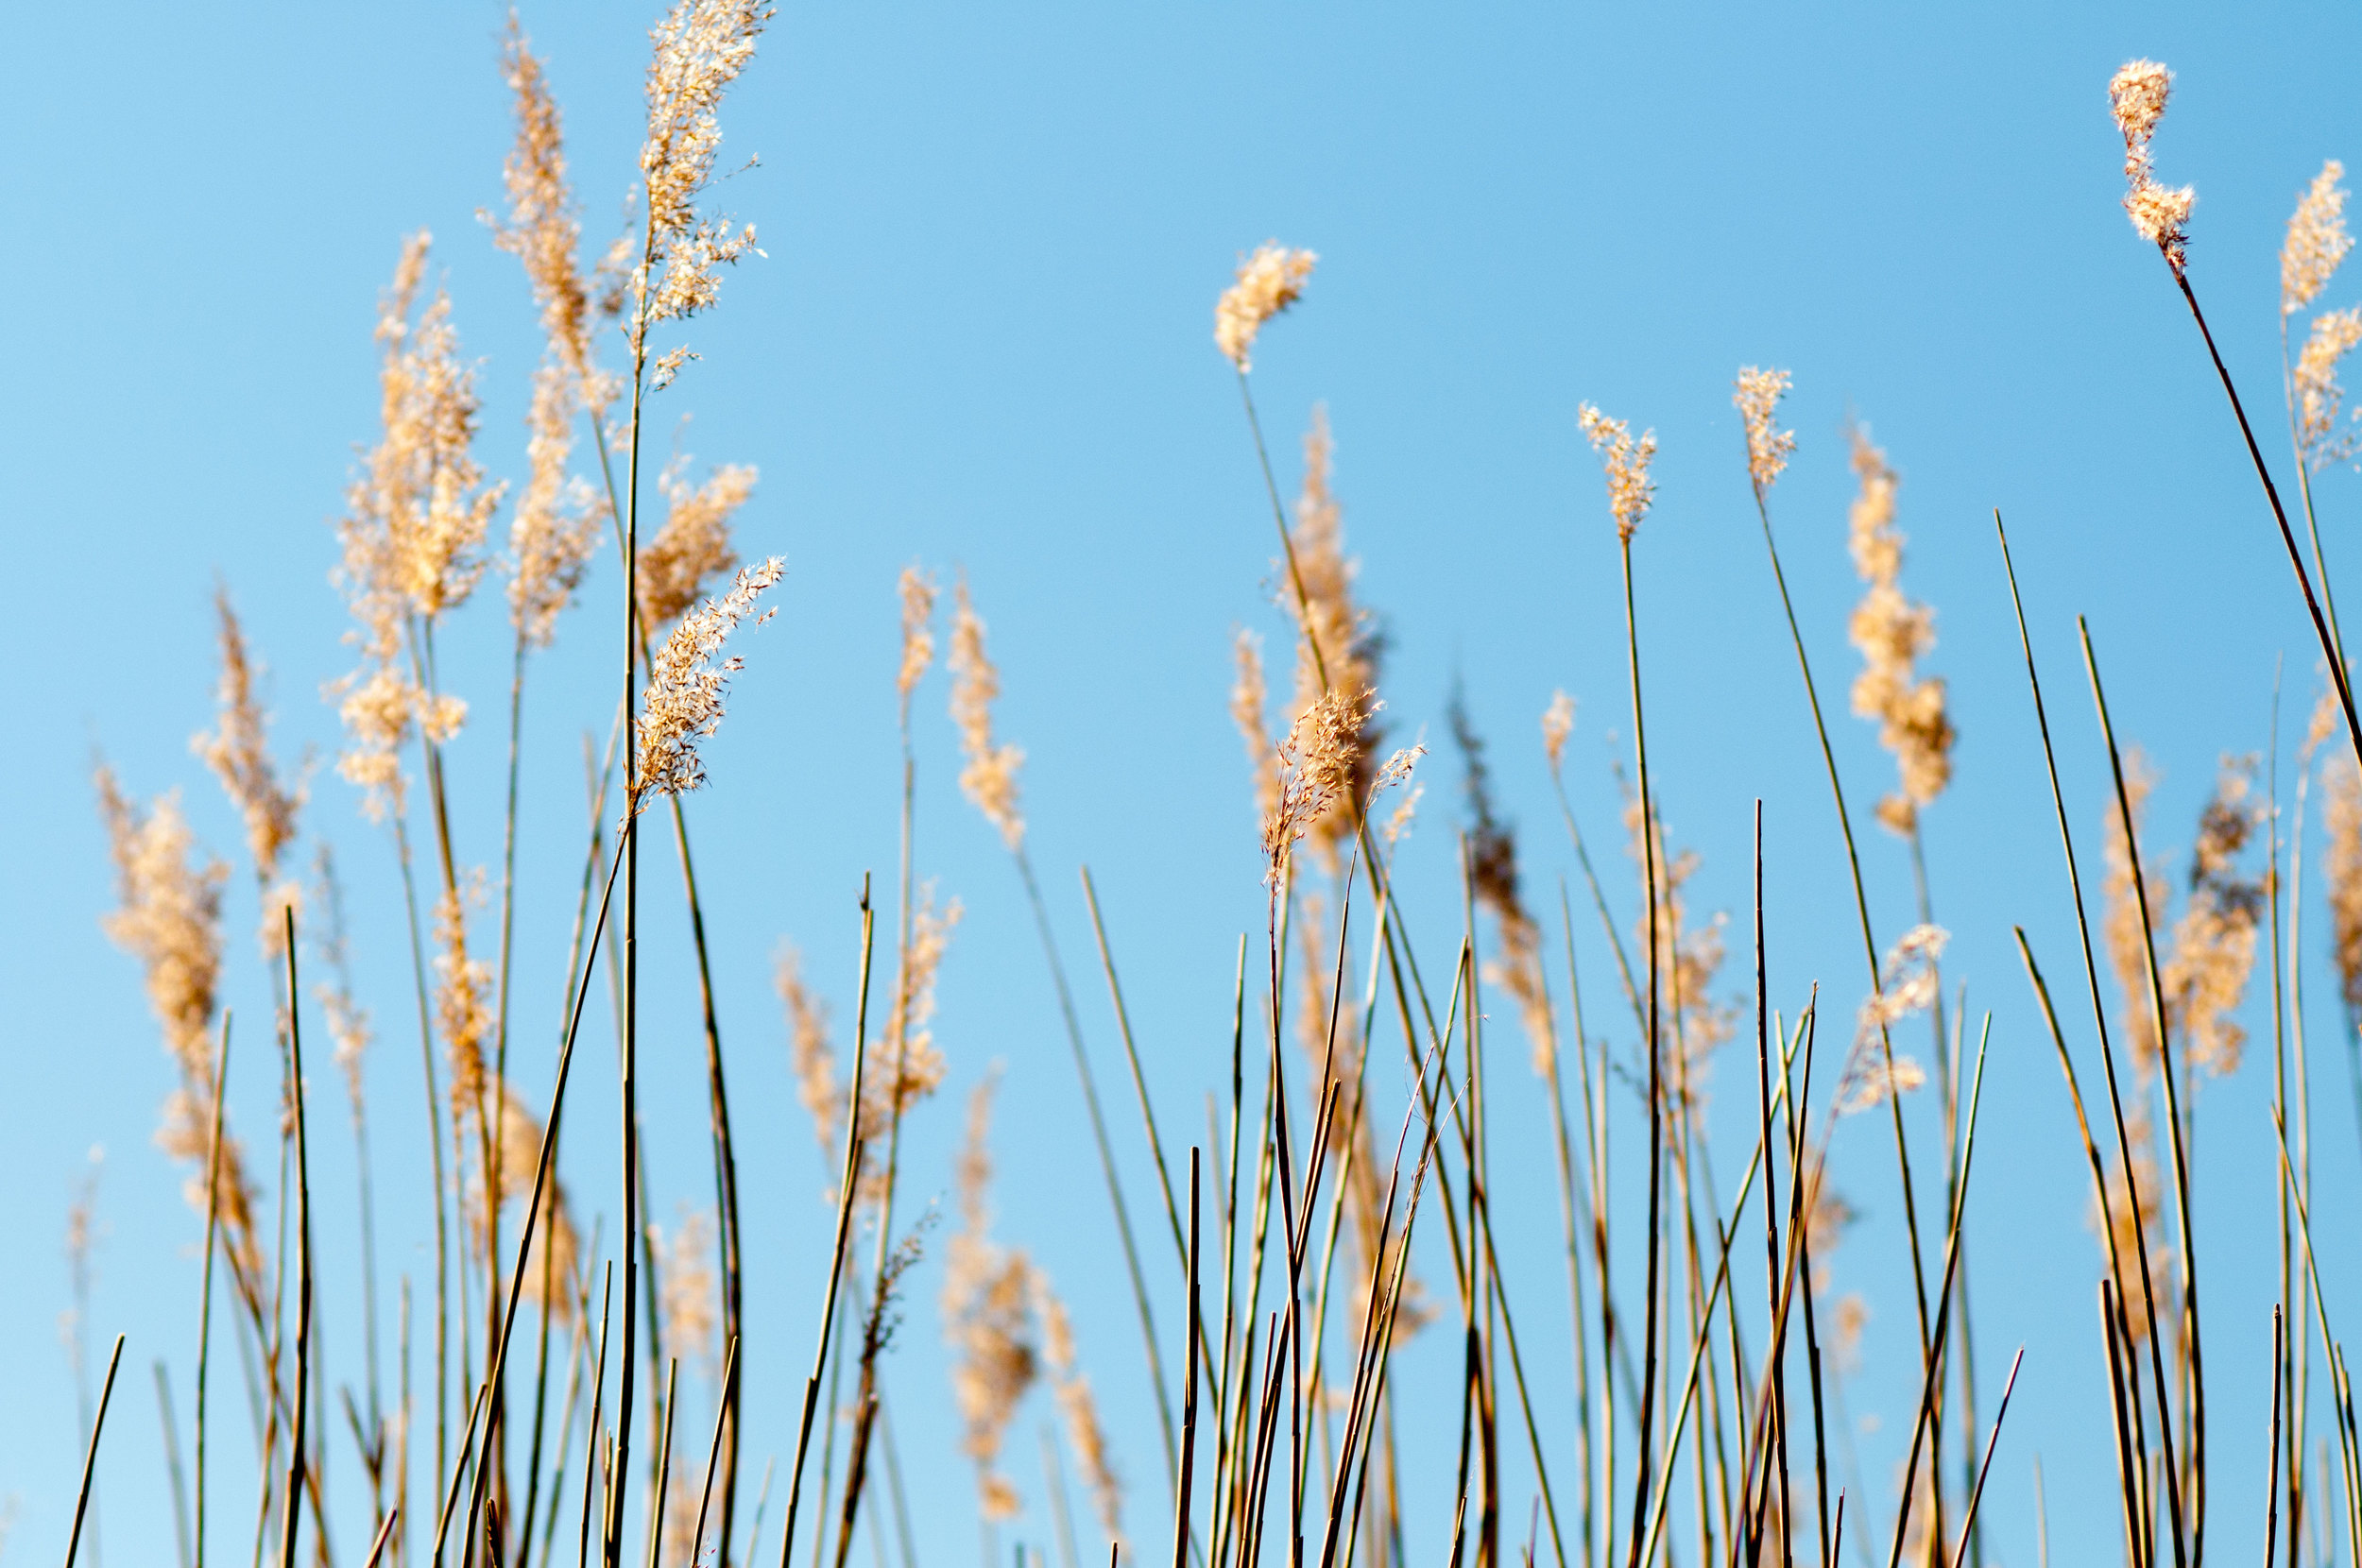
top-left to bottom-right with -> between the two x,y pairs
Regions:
638,459 -> 754,630
2294,307 -> 2362,469
897,566 -> 937,711
435,876 -> 494,1120
1541,690 -> 1576,775
488,1086 -> 581,1325
1626,792 -> 1735,1099
1733,366 -> 1796,498
1578,403 -> 1657,542
777,945 -> 842,1160
506,361 -> 604,648
1263,688 -> 1395,879
635,0 -> 773,359
1231,629 -> 1281,829
2098,1122 -> 2168,1340
2109,60 -> 2194,272
1450,694 -> 1556,1076
632,556 -> 785,808
1845,423 -> 1954,836
942,1075 -> 1038,1523
1214,243 -> 1316,371
1839,925 -> 1946,1115
1033,1275 -> 1123,1543
658,1206 -> 719,1374
2101,748 -> 2168,1071
193,589 -> 305,896
2285,160 -> 2351,317
866,890 -> 961,1196
2329,755 -> 2362,1021
94,769 -> 264,1283
491,20 -> 600,400
950,581 -> 1025,850
1278,408 -> 1388,864
312,844 -> 375,1103
2162,758 -> 2266,1075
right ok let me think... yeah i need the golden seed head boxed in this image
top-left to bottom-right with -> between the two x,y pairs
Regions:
2109,60 -> 2193,271
1624,792 -> 1735,1096
2285,160 -> 2352,317
637,458 -> 754,630
2100,746 -> 2167,1070
1279,407 -> 1387,865
866,887 -> 959,1188
776,944 -> 842,1161
2327,754 -> 2362,1016
1261,687 -> 1373,876
491,20 -> 602,403
95,769 -> 227,1082
1733,366 -> 1796,495
633,556 -> 786,808
1033,1271 -> 1124,1542
1453,699 -> 1555,1078
1839,924 -> 1947,1114
2163,758 -> 2265,1076
657,1205 -> 719,1369
1577,403 -> 1657,542
950,581 -> 1025,851
434,878 -> 493,1117
942,1074 -> 1038,1521
1215,242 -> 1316,371
489,1086 -> 580,1322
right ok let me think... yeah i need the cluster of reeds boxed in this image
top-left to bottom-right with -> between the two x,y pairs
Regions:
51,31 -> 2362,1568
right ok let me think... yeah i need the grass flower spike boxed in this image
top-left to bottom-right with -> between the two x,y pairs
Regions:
1733,366 -> 1795,498
1578,403 -> 1657,541
2294,307 -> 2362,469
2109,59 -> 2194,273
2284,159 -> 2352,317
950,581 -> 1025,851
1215,242 -> 1316,371
637,458 -> 754,629
1845,423 -> 1954,835
632,555 -> 785,810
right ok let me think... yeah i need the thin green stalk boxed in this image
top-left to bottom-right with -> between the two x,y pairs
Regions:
279,907 -> 317,1568
198,1014 -> 233,1568
66,1337 -> 127,1568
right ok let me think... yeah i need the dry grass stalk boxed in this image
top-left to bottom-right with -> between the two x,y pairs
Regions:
2109,60 -> 2194,273
1278,409 -> 1386,865
950,580 -> 1025,851
1844,424 -> 1954,838
1451,698 -> 1556,1077
1215,243 -> 1316,371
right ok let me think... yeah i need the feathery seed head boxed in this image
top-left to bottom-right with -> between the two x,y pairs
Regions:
1733,366 -> 1796,496
2101,746 -> 2168,1070
2164,758 -> 2265,1076
1215,243 -> 1316,371
776,945 -> 842,1160
96,770 -> 227,1082
633,556 -> 785,809
194,590 -> 305,891
657,1206 -> 719,1371
2295,306 -> 2362,469
2285,160 -> 2351,316
1844,424 -> 1953,834
1280,407 -> 1388,863
637,458 -> 753,630
950,582 -> 1025,851
1578,403 -> 1657,542
1542,690 -> 1576,775
896,566 -> 937,708
1262,687 -> 1373,878
506,361 -> 605,647
2327,755 -> 2362,1016
1033,1272 -> 1124,1542
635,0 -> 772,345
489,1087 -> 580,1322
491,20 -> 600,401
1230,628 -> 1281,830
943,1075 -> 1038,1521
435,878 -> 493,1118
2109,60 -> 2194,272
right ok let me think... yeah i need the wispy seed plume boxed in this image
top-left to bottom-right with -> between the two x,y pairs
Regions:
1577,403 -> 1657,542
1215,242 -> 1316,372
633,556 -> 786,809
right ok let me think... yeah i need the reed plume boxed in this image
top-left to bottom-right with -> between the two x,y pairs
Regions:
1836,924 -> 1944,1115
950,580 -> 1025,851
507,361 -> 605,649
1230,628 -> 1281,829
659,1206 -> 720,1378
898,565 -> 938,713
631,555 -> 786,810
1621,791 -> 1733,1099
2284,160 -> 2351,318
2293,309 -> 2362,469
1541,690 -> 1575,774
489,1085 -> 581,1325
638,459 -> 755,630
194,589 -> 306,904
943,1074 -> 1039,1524
1733,366 -> 1795,501
1215,243 -> 1316,372
1577,404 -> 1656,542
491,18 -> 599,401
1844,423 -> 1954,837
1033,1272 -> 1124,1544
2100,747 -> 2167,1068
2108,60 -> 2194,273
2160,758 -> 2266,1076
777,944 -> 843,1161
1278,407 -> 1388,867
434,877 -> 495,1119
2327,753 -> 2362,1014
864,891 -> 959,1196
1451,695 -> 1556,1075
633,0 -> 772,387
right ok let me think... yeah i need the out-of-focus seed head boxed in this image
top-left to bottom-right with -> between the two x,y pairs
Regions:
1215,243 -> 1316,371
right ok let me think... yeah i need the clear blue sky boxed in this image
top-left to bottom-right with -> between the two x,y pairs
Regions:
4,3 -> 2360,1566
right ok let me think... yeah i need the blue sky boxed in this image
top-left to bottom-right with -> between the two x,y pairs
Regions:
5,3 -> 2362,1566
